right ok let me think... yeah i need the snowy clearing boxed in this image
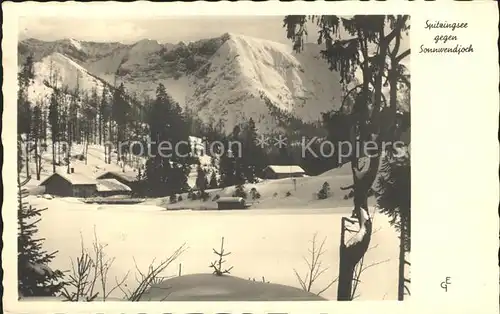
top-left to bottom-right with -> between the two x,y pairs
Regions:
31,195 -> 400,301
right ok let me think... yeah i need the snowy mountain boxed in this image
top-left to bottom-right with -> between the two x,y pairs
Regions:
19,33 -> 344,134
27,52 -> 108,102
185,34 -> 343,133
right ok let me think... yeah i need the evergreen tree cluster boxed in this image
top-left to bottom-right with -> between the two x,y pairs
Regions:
216,119 -> 267,188
143,83 -> 191,196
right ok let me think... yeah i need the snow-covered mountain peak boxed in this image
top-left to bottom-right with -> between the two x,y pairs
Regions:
21,34 -> 344,134
69,38 -> 83,51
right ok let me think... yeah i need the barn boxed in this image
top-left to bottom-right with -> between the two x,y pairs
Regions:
96,171 -> 138,191
40,171 -> 97,198
216,197 -> 247,210
262,165 -> 306,180
96,179 -> 132,197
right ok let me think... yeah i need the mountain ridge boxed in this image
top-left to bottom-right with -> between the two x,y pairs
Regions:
19,33 -> 344,134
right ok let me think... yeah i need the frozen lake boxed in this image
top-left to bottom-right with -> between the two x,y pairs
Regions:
32,197 -> 400,301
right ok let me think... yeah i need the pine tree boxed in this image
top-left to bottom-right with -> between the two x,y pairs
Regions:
90,87 -> 100,144
99,86 -> 111,163
231,125 -> 245,185
219,135 -> 236,188
146,84 -> 169,195
66,86 -> 80,173
17,176 -> 65,298
232,183 -> 247,199
241,118 -> 266,183
41,105 -> 48,146
32,104 -> 43,180
81,91 -> 91,163
18,135 -> 24,174
375,148 -> 410,300
145,83 -> 189,196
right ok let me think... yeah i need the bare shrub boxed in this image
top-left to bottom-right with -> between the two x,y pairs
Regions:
61,229 -> 128,301
119,244 -> 187,301
61,227 -> 187,302
293,233 -> 338,296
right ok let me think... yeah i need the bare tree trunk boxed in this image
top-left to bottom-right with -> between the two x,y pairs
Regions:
337,218 -> 356,300
102,119 -> 107,163
85,132 -> 90,165
94,116 -> 97,145
42,109 -> 48,144
34,137 -> 41,180
52,141 -> 56,173
116,124 -> 122,163
58,141 -> 61,164
98,113 -> 102,145
337,209 -> 373,300
337,22 -> 390,301
67,127 -> 72,174
108,120 -> 112,164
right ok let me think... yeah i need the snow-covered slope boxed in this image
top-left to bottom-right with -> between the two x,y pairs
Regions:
27,52 -> 108,104
69,38 -> 84,52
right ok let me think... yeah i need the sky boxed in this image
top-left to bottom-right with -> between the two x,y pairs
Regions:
19,16 -> 409,47
19,16 -> 298,45
19,16 -> 409,66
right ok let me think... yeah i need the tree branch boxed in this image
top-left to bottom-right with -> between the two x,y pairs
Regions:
340,84 -> 363,112
384,15 -> 409,44
396,49 -> 411,62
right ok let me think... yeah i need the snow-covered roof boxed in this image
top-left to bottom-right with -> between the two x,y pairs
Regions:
96,170 -> 137,182
264,165 -> 305,174
217,197 -> 245,203
96,179 -> 132,192
40,171 -> 97,186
